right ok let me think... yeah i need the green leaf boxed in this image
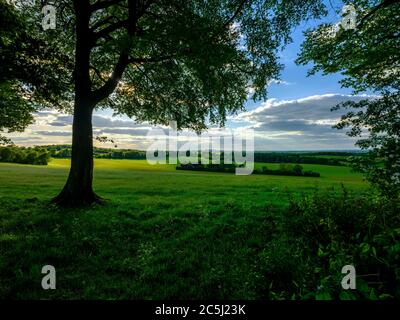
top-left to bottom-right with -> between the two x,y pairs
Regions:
316,292 -> 332,300
378,294 -> 393,300
339,291 -> 356,300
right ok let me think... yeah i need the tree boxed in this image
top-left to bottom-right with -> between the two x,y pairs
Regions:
332,92 -> 400,196
0,82 -> 34,145
0,1 -> 36,144
7,0 -> 326,206
0,146 -> 14,162
297,0 -> 400,197
0,0 -> 72,144
293,164 -> 303,175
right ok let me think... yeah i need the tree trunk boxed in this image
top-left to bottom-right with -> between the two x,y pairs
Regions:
52,99 -> 101,206
52,1 -> 101,206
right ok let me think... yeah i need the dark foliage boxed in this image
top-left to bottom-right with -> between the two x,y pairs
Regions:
0,146 -> 50,165
176,163 -> 321,177
255,164 -> 320,177
44,145 -> 146,160
271,188 -> 400,300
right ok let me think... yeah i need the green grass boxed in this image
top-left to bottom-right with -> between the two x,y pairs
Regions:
0,159 -> 368,299
0,159 -> 366,206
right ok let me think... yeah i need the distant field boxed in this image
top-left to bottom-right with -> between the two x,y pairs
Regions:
0,158 -> 366,208
0,158 -> 369,299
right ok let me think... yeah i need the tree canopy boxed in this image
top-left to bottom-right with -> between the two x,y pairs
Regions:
297,0 -> 400,196
0,0 -> 72,144
297,0 -> 399,93
6,0 -> 326,129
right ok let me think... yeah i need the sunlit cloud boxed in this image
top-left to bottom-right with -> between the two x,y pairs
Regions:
4,94 -> 374,150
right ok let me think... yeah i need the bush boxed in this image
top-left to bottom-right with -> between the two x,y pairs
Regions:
278,188 -> 400,300
303,170 -> 320,177
255,164 -> 320,177
176,163 -> 321,178
293,164 -> 304,175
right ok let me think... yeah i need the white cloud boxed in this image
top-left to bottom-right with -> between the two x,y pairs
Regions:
267,79 -> 294,86
4,94 -> 374,150
232,93 -> 374,150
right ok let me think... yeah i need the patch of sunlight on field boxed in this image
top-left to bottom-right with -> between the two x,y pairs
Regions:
47,158 -> 176,171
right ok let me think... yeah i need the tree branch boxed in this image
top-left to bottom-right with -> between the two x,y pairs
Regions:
90,0 -> 125,12
89,65 -> 107,83
90,0 -> 163,103
91,53 -> 130,104
92,19 -> 129,41
129,55 -> 175,63
90,15 -> 118,31
222,0 -> 249,29
357,0 -> 399,30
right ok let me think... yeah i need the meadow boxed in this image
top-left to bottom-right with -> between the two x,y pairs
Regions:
0,159 -> 366,206
0,159 -> 372,299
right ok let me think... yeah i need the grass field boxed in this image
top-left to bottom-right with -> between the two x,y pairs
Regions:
0,159 -> 366,206
0,159 -> 368,299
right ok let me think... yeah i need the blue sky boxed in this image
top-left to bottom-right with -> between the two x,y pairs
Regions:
247,0 -> 353,103
7,1 -> 371,151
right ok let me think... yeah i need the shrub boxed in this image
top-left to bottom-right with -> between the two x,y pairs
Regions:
255,164 -> 320,178
303,170 -> 320,177
280,188 -> 400,300
293,164 -> 304,175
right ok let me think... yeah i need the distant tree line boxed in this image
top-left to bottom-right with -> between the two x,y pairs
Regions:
177,163 -> 241,173
253,152 -> 348,166
254,164 -> 320,177
177,163 -> 320,177
43,145 -> 360,167
96,150 -> 146,160
44,145 -> 147,160
0,146 -> 50,165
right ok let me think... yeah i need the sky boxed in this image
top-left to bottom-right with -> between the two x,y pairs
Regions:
6,1 -> 371,151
